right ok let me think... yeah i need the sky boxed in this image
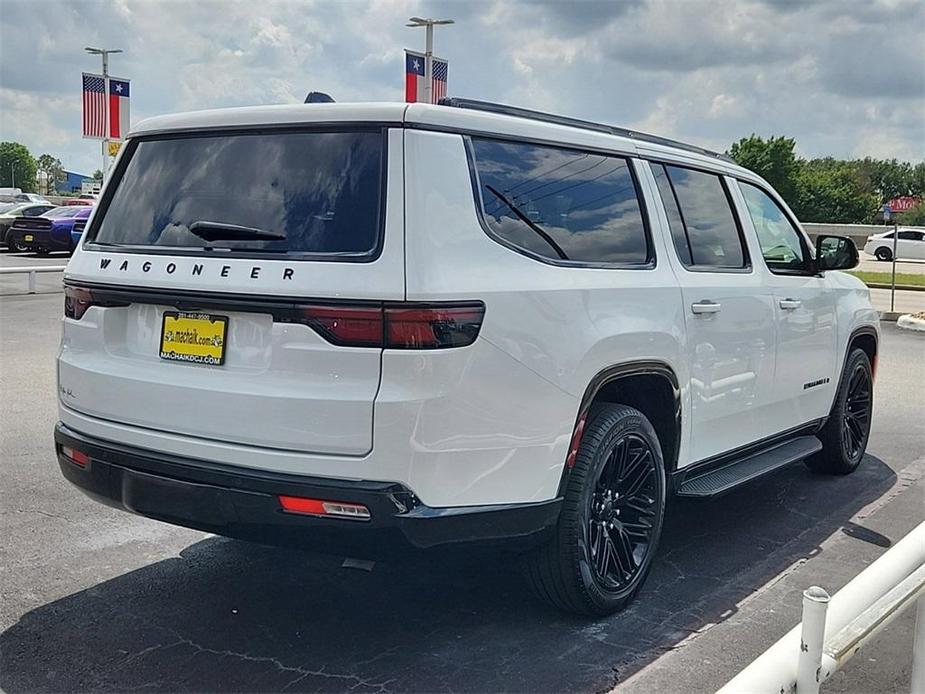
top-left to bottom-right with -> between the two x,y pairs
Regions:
1,0 -> 923,176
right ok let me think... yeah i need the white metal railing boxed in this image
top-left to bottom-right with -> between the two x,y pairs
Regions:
0,265 -> 67,294
719,520 -> 925,693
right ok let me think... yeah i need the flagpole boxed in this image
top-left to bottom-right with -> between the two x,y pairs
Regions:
85,46 -> 122,182
406,17 -> 454,104
102,51 -> 109,182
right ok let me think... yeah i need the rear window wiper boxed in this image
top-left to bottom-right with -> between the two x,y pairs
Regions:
188,221 -> 286,242
484,185 -> 569,261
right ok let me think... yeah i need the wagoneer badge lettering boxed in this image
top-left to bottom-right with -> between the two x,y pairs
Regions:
99,256 -> 295,280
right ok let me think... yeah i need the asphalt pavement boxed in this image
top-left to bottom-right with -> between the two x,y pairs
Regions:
0,294 -> 923,694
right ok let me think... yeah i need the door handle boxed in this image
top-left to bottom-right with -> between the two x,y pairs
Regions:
779,298 -> 802,310
691,300 -> 722,315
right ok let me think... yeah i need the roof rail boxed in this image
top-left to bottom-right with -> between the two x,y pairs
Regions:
438,97 -> 734,163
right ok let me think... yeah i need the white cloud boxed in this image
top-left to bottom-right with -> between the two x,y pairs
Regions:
0,0 -> 922,176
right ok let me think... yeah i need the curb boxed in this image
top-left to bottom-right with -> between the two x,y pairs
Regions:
864,283 -> 925,292
896,314 -> 925,332
879,311 -> 902,322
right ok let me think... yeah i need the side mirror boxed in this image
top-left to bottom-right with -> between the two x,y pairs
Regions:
815,235 -> 858,272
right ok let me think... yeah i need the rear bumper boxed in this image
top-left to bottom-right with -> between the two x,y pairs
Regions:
54,423 -> 561,555
8,229 -> 68,251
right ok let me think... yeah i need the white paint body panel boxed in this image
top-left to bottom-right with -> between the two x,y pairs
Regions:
58,102 -> 879,509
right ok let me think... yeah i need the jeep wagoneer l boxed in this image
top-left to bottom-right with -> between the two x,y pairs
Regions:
56,99 -> 877,615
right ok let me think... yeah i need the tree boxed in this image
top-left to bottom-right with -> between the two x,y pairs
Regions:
899,203 -> 925,227
36,153 -> 64,195
794,163 -> 879,224
728,135 -> 801,208
92,169 -> 104,181
0,141 -> 37,192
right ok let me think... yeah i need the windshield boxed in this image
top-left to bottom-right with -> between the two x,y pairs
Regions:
89,129 -> 384,258
43,207 -> 82,219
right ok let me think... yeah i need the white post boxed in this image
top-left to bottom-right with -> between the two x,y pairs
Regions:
798,587 -> 830,694
102,51 -> 110,181
913,596 -> 925,694
890,221 -> 898,312
424,22 -> 434,104
28,270 -> 36,294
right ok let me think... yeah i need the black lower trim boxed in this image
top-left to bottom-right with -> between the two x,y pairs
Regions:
54,424 -> 560,555
670,419 -> 824,494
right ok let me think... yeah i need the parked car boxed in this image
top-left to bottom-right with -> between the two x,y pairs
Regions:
864,228 -> 925,261
0,187 -> 23,203
0,202 -> 56,250
55,100 -> 878,616
7,205 -> 93,255
14,193 -> 50,204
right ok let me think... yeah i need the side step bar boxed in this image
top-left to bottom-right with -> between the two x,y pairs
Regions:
676,436 -> 823,498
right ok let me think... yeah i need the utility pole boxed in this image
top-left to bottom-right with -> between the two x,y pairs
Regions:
407,17 -> 454,104
85,46 -> 123,181
10,163 -> 14,190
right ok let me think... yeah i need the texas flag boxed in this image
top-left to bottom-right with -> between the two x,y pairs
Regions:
108,78 -> 130,141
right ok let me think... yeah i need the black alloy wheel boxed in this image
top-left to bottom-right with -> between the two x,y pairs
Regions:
842,361 -> 872,461
523,403 -> 666,616
587,433 -> 658,590
808,348 -> 873,475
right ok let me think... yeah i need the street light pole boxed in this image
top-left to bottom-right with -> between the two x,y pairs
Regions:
85,46 -> 123,181
407,17 -> 454,104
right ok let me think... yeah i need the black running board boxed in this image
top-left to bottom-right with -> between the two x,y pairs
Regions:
676,436 -> 822,498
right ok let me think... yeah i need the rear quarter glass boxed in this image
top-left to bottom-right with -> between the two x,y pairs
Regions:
86,128 -> 386,261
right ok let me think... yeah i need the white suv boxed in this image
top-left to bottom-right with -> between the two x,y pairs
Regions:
56,99 -> 878,616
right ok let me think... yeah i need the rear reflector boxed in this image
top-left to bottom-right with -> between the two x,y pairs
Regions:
565,412 -> 588,469
278,495 -> 371,521
61,446 -> 90,468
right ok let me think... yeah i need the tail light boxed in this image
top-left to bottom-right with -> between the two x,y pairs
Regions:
64,285 -> 128,320
385,305 -> 484,349
289,302 -> 484,349
299,305 -> 384,347
64,286 -> 95,320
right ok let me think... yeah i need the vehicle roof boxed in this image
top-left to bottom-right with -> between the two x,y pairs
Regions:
130,101 -> 755,179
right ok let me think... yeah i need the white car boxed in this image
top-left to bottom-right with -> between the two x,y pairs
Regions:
55,99 -> 878,616
864,228 -> 925,261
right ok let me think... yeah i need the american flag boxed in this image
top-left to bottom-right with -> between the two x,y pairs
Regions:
405,50 -> 448,104
82,73 -> 106,139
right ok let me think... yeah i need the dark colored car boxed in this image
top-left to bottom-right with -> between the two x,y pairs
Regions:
1,203 -> 56,250
7,206 -> 93,255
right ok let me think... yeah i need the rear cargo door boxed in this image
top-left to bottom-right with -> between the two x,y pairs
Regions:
59,126 -> 405,456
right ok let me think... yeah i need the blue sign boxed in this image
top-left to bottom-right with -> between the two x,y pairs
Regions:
882,204 -> 892,221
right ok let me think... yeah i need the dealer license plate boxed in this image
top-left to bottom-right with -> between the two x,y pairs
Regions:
159,312 -> 228,366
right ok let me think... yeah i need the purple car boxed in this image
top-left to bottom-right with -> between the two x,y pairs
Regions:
7,206 -> 93,255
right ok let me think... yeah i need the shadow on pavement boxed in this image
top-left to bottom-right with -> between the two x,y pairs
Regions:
0,455 -> 896,693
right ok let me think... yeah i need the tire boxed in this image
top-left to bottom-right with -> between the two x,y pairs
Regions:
523,403 -> 666,616
807,349 -> 873,475
5,230 -> 28,253
874,247 -> 892,262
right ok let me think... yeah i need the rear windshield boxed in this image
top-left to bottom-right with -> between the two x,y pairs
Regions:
88,129 -> 385,259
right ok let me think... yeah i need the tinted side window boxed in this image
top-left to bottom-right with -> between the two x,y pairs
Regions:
898,230 -> 924,241
656,165 -> 746,269
739,181 -> 810,273
470,138 -> 650,265
652,163 -> 692,266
